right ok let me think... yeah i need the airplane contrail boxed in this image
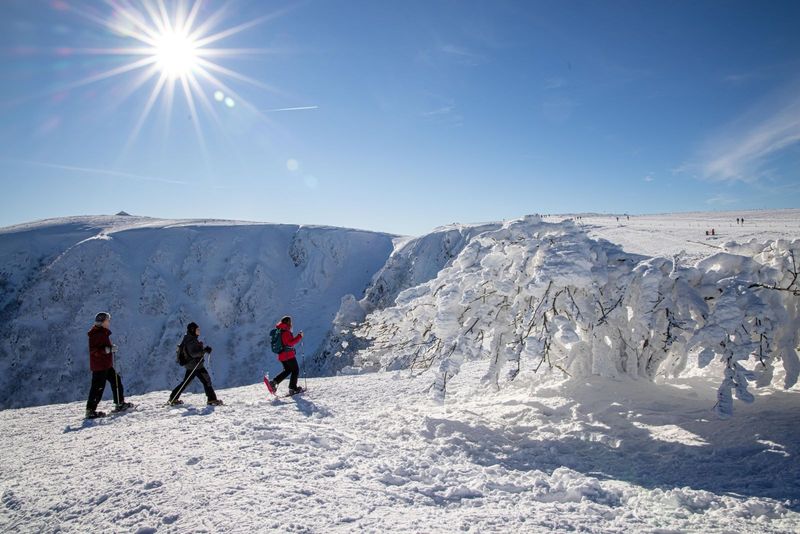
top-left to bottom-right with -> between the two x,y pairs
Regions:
262,105 -> 319,112
5,158 -> 189,185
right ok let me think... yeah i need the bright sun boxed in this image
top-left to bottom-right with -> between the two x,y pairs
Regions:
153,30 -> 198,79
66,0 -> 285,149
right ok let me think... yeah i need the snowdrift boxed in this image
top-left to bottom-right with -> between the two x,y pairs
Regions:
0,215 -> 395,408
348,216 -> 800,416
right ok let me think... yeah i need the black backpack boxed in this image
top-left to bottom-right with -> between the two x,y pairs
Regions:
176,341 -> 189,365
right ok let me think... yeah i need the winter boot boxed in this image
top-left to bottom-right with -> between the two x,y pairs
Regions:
288,387 -> 304,396
85,409 -> 106,419
168,399 -> 184,406
207,399 -> 224,406
113,402 -> 134,413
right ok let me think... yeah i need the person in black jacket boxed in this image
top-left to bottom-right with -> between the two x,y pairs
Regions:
168,322 -> 223,406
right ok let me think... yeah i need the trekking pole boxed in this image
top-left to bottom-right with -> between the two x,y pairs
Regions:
170,357 -> 204,403
113,349 -> 121,407
301,340 -> 307,390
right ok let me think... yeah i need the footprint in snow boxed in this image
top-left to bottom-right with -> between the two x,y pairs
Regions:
143,480 -> 162,490
186,457 -> 201,465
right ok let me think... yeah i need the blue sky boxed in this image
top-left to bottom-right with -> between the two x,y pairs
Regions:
1,0 -> 798,235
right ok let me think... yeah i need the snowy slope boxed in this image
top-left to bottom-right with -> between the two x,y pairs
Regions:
0,215 -> 395,408
0,366 -> 798,533
579,209 -> 800,262
312,222 -> 502,373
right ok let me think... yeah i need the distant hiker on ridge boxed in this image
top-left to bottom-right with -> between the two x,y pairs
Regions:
266,316 -> 304,396
85,312 -> 133,419
168,322 -> 223,406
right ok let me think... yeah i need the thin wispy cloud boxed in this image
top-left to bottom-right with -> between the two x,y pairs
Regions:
262,105 -> 319,113
438,43 -> 487,66
544,77 -> 566,90
419,95 -> 463,127
643,174 -> 655,182
421,106 -> 454,117
7,159 -> 188,185
723,73 -> 755,84
542,95 -> 578,124
706,193 -> 738,206
696,84 -> 800,183
721,59 -> 800,85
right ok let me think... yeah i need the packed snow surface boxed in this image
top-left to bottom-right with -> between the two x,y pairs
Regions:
0,365 -> 798,533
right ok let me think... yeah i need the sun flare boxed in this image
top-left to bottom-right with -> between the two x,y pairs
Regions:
66,0 -> 282,149
153,30 -> 199,79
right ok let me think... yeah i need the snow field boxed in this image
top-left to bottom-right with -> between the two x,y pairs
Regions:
582,209 -> 800,262
1,364 -> 797,533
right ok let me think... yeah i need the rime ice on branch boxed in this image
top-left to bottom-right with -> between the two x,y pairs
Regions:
351,216 -> 800,416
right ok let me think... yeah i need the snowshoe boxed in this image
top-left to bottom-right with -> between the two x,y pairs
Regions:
112,402 -> 134,413
167,399 -> 184,406
207,399 -> 224,406
287,387 -> 304,396
85,410 -> 106,419
264,375 -> 277,396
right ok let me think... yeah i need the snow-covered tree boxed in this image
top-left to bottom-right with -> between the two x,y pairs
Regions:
351,216 -> 800,416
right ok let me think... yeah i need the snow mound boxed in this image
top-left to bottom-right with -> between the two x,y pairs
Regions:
350,216 -> 800,416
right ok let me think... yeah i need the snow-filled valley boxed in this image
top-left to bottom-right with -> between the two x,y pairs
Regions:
1,209 -> 799,533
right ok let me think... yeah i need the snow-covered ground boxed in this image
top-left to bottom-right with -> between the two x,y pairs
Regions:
578,209 -> 800,262
1,209 -> 799,532
1,364 -> 798,533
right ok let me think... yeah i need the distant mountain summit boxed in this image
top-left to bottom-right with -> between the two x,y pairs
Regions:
115,211 -> 132,216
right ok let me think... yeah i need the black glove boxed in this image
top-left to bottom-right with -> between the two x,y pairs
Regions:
204,346 -> 213,354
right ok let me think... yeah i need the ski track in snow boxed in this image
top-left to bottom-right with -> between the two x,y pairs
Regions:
1,365 -> 798,533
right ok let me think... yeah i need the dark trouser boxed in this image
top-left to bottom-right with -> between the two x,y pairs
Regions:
274,358 -> 299,390
86,368 -> 124,411
170,366 -> 217,402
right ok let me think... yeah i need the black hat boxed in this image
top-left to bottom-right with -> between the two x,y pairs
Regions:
187,322 -> 199,335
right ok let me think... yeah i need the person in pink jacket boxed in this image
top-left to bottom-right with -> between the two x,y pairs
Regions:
267,316 -> 304,395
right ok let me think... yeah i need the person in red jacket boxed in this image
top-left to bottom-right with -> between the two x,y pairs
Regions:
267,316 -> 304,395
86,312 -> 132,418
